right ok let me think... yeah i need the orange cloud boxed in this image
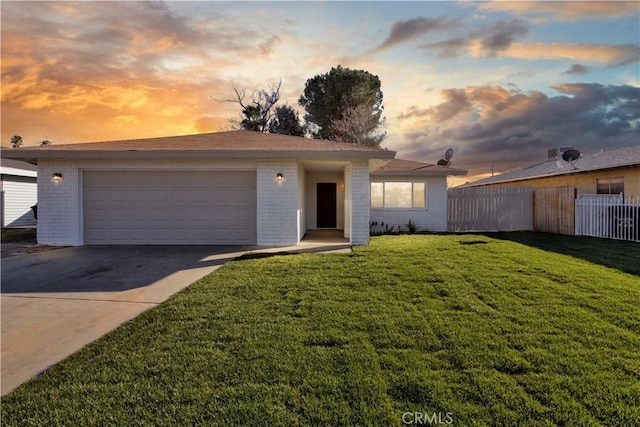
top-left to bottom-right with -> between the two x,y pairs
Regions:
1,58 -> 238,145
468,40 -> 638,66
476,1 -> 639,21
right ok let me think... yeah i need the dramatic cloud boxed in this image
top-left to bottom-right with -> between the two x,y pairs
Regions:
1,0 -> 637,178
471,19 -> 529,56
563,64 -> 589,75
374,16 -> 459,51
394,83 -> 640,178
475,1 -> 640,21
420,38 -> 469,58
420,19 -> 529,58
0,1 -> 288,144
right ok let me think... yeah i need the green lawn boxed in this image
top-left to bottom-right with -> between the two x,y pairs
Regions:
2,234 -> 639,426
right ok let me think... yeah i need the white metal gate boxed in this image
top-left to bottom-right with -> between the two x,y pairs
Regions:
575,195 -> 639,242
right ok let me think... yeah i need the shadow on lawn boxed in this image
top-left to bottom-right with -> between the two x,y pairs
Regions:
234,252 -> 299,261
235,244 -> 352,261
484,232 -> 640,276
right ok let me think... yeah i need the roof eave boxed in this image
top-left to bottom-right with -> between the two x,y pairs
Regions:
464,162 -> 639,187
2,149 -> 396,162
372,169 -> 467,176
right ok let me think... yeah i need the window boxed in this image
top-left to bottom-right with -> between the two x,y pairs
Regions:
371,182 -> 384,208
370,181 -> 426,208
596,177 -> 624,195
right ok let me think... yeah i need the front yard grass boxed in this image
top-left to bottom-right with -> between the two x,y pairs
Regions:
2,234 -> 639,426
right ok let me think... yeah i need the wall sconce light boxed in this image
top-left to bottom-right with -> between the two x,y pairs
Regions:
52,172 -> 63,182
276,173 -> 284,181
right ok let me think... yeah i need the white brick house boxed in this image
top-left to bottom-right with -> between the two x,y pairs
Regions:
3,131 -> 464,246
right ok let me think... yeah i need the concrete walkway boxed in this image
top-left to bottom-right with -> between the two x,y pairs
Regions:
1,245 -> 250,396
1,237 -> 351,396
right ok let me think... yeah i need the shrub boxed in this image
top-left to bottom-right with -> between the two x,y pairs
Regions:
405,219 -> 418,234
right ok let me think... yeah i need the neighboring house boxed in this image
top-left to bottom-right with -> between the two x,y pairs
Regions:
461,145 -> 640,198
2,131 -> 464,246
0,158 -> 37,227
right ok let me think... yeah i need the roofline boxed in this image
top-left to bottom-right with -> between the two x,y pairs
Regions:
372,169 -> 467,177
2,149 -> 396,163
463,163 -> 639,187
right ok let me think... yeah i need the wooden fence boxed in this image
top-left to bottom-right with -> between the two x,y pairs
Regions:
533,186 -> 576,235
447,187 -> 533,232
575,195 -> 639,242
448,185 -> 638,242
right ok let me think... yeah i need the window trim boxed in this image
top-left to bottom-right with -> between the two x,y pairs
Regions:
370,180 -> 427,209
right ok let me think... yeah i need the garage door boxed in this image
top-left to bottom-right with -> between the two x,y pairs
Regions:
83,170 -> 256,244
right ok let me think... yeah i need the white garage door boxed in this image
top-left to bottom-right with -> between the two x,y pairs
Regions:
83,170 -> 256,245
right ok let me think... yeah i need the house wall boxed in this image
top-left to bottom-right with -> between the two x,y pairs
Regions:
349,161 -> 371,245
38,160 -> 82,245
297,163 -> 307,241
37,158 -> 301,246
304,172 -> 345,229
476,166 -> 640,198
256,159 -> 300,246
344,164 -> 352,240
370,175 -> 449,232
1,176 -> 37,227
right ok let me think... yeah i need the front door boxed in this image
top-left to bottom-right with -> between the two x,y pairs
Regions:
317,183 -> 337,228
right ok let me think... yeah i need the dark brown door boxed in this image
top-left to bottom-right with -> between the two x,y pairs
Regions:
317,183 -> 337,228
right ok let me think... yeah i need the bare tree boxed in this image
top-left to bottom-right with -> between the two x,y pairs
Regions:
10,135 -> 23,148
330,104 -> 387,147
215,80 -> 281,132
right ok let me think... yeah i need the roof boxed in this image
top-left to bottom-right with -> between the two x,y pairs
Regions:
0,158 -> 38,178
1,130 -> 395,163
1,158 -> 37,171
372,158 -> 467,176
463,145 -> 640,187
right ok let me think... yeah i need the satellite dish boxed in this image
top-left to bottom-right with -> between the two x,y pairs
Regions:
437,148 -> 454,166
444,148 -> 454,160
562,149 -> 580,162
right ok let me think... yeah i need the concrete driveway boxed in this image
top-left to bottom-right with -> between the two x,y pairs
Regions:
1,245 -> 251,396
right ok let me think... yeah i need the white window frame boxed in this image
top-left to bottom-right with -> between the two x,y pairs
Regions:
370,180 -> 427,209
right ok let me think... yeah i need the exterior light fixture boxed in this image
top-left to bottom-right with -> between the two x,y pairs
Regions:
276,173 -> 284,181
52,172 -> 63,181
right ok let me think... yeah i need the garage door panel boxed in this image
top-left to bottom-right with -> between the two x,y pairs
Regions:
225,189 -> 257,204
84,190 -> 114,204
83,170 -> 256,244
83,170 -> 111,186
168,189 -> 195,204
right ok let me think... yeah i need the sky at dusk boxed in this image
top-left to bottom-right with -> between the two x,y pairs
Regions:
1,1 -> 639,183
